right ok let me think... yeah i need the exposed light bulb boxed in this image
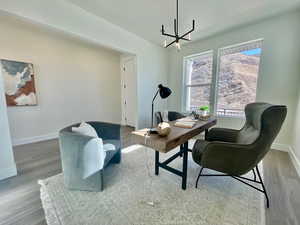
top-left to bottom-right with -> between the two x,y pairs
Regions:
164,40 -> 167,48
175,42 -> 181,50
188,33 -> 191,41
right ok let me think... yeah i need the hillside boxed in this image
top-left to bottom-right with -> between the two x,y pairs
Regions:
189,52 -> 260,115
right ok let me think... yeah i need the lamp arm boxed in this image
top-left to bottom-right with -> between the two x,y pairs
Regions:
152,90 -> 159,104
151,90 -> 159,128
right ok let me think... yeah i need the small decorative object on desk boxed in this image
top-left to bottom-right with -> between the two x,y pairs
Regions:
191,111 -> 200,120
199,105 -> 210,121
157,122 -> 171,136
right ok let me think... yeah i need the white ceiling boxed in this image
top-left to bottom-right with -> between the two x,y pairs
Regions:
67,0 -> 300,46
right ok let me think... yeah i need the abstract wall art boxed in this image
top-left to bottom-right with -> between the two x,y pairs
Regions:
1,59 -> 37,106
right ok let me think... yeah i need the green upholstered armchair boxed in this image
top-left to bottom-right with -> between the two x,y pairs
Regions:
192,103 -> 287,208
59,121 -> 121,192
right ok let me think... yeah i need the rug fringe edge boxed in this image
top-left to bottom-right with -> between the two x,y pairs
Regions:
39,179 -> 63,225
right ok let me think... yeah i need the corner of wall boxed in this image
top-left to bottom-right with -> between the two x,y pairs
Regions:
0,164 -> 17,180
0,64 -> 17,181
289,146 -> 300,177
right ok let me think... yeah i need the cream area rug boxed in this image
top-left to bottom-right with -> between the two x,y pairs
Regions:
39,145 -> 265,225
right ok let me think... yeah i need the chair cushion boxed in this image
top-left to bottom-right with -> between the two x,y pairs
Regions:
81,137 -> 106,179
103,139 -> 121,166
72,122 -> 98,138
103,143 -> 116,151
192,140 -> 210,165
103,139 -> 121,150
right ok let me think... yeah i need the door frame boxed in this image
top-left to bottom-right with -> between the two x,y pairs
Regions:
120,55 -> 137,129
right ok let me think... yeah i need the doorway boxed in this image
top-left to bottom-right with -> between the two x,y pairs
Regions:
121,56 -> 137,128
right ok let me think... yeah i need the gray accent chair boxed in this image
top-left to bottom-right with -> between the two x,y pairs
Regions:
155,111 -> 185,124
59,121 -> 121,192
192,103 -> 287,208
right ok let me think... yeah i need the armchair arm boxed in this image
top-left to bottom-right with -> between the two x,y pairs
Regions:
59,131 -> 95,175
59,131 -> 107,179
88,121 -> 121,140
155,111 -> 185,124
168,111 -> 185,121
206,128 -> 239,143
193,140 -> 256,176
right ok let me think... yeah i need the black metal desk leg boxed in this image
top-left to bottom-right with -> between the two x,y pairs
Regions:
204,129 -> 209,140
182,142 -> 188,190
155,151 -> 159,175
179,144 -> 183,157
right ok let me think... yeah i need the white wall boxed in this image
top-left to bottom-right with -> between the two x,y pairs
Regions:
0,64 -> 17,180
0,0 -> 169,129
291,78 -> 300,175
167,10 -> 300,149
0,14 -> 122,145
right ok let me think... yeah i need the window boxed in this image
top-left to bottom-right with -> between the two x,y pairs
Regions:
183,51 -> 213,111
216,40 -> 262,117
183,39 -> 263,117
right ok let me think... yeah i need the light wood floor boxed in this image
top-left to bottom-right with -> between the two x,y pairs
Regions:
0,126 -> 299,225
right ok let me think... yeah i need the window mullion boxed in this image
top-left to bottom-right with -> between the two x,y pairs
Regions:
210,49 -> 219,116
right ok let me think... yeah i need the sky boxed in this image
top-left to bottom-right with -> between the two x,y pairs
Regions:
242,48 -> 261,56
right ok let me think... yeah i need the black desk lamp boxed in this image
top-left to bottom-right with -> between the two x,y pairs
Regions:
151,84 -> 172,132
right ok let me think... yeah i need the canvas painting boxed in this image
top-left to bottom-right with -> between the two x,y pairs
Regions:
1,59 -> 37,106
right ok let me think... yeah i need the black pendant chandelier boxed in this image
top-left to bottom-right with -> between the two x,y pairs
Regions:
161,0 -> 195,50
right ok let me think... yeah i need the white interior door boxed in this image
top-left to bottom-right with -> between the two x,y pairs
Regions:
122,58 -> 136,127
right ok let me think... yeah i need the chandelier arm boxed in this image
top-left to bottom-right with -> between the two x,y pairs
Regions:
162,32 -> 177,38
179,31 -> 192,40
160,1 -> 195,48
161,25 -> 165,33
179,37 -> 190,41
178,20 -> 195,39
174,19 -> 178,36
165,39 -> 177,48
179,28 -> 195,40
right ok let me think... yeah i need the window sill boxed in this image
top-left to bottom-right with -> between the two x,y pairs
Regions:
216,115 -> 245,119
181,109 -> 245,119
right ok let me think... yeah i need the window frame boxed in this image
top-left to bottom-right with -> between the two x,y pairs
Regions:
182,39 -> 264,118
182,50 -> 214,113
214,39 -> 263,118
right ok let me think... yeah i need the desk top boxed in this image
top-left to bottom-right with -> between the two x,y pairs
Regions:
132,118 -> 217,153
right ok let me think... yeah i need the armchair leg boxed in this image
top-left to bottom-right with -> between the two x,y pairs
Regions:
179,144 -> 183,157
155,151 -> 159,175
194,166 -> 270,208
195,167 -> 205,188
252,169 -> 256,181
256,166 -> 270,208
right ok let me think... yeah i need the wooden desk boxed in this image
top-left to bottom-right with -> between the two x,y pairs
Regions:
132,118 -> 217,190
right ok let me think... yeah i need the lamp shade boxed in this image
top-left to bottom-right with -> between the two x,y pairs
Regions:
158,84 -> 172,99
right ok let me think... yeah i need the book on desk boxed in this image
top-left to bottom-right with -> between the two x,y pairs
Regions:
174,117 -> 197,128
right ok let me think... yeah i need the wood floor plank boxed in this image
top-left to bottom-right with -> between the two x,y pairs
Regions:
0,127 -> 299,225
264,151 -> 300,225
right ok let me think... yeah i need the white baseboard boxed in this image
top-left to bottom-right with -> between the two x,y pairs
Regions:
13,132 -> 58,146
271,143 -> 290,152
0,164 -> 17,180
289,147 -> 300,177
